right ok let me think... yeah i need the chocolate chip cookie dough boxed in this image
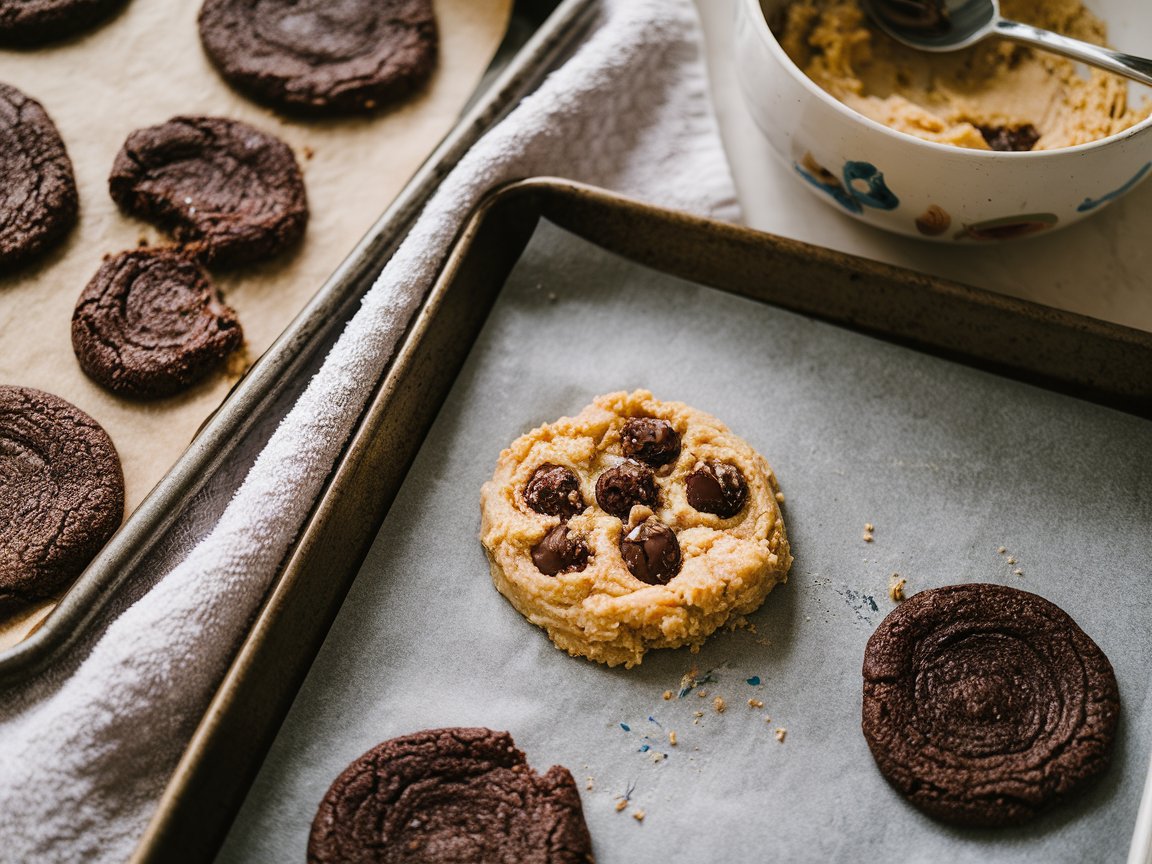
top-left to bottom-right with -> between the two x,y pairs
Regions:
776,0 -> 1152,150
480,391 -> 792,668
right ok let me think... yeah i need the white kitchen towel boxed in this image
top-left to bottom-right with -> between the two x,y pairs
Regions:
0,0 -> 738,860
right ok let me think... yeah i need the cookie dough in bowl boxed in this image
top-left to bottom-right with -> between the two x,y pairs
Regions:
479,390 -> 792,668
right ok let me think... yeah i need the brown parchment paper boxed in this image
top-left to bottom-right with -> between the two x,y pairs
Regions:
0,0 -> 511,645
217,221 -> 1152,863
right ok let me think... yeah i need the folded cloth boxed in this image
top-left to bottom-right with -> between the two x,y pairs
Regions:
0,0 -> 738,860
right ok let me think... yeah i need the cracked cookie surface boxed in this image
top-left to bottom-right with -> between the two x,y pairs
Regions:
0,0 -> 127,45
480,390 -> 792,668
0,82 -> 77,272
72,248 -> 243,399
0,386 -> 123,610
108,115 -> 308,267
862,583 -> 1120,826
198,0 -> 438,116
308,727 -> 593,864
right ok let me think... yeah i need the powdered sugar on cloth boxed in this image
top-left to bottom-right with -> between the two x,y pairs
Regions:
0,0 -> 738,860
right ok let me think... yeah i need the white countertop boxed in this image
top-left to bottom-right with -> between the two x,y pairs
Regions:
696,0 -> 1152,334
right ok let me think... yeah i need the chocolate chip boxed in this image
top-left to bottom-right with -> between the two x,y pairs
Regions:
619,520 -> 681,585
621,417 -> 681,467
977,124 -> 1040,152
595,461 -> 658,520
686,462 -> 748,518
523,463 -> 584,519
531,525 -> 589,576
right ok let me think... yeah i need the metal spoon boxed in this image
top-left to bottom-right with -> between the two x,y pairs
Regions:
862,0 -> 1152,87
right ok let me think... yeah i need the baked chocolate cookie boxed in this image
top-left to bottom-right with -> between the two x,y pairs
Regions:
0,0 -> 127,46
308,728 -> 594,864
862,583 -> 1120,827
0,82 -> 78,272
198,0 -> 438,116
108,116 -> 308,267
0,386 -> 123,609
480,390 -> 791,668
72,248 -> 244,399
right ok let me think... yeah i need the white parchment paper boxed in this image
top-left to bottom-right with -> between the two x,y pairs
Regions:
217,221 -> 1152,863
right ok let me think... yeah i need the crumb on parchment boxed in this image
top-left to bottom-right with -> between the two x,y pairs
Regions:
615,799 -> 628,812
748,698 -> 764,709
775,728 -> 787,743
889,574 -> 906,603
668,731 -> 678,746
662,690 -> 673,701
632,810 -> 646,822
713,696 -> 726,713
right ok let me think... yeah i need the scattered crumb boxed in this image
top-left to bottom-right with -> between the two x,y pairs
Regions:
775,728 -> 787,743
697,689 -> 709,699
888,576 -> 906,603
693,711 -> 704,725
775,491 -> 785,503
998,546 -> 1007,554
302,145 -> 315,160
1007,557 -> 1016,565
862,531 -> 874,543
748,698 -> 764,709
865,523 -> 874,532
547,292 -> 558,303
763,715 -> 772,723
632,810 -> 646,822
668,731 -> 678,746
1014,569 -> 1023,576
649,752 -> 666,764
615,799 -> 628,812
662,690 -> 673,701
585,777 -> 594,791
713,696 -> 726,714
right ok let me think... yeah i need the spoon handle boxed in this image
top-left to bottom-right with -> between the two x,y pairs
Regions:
996,19 -> 1152,87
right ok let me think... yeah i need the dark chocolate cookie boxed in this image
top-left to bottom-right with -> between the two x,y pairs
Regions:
0,82 -> 78,272
108,116 -> 308,267
72,248 -> 244,399
198,0 -> 438,116
0,0 -> 127,46
0,386 -> 123,609
862,583 -> 1120,827
309,728 -> 594,864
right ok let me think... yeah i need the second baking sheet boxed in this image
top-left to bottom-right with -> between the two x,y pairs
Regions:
216,219 -> 1152,862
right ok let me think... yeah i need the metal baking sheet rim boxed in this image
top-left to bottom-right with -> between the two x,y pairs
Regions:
131,177 -> 1152,864
0,0 -> 599,681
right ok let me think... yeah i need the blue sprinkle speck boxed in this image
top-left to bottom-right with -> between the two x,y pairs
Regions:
865,595 -> 879,612
639,744 -> 650,752
746,676 -> 761,686
620,723 -> 631,732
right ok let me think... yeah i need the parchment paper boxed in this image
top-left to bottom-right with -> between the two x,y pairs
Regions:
0,0 -> 510,644
217,221 -> 1152,862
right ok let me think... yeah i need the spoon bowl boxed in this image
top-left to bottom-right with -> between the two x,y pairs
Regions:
862,0 -> 1152,84
733,0 -> 1152,241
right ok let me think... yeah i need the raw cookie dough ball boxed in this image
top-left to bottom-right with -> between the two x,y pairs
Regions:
480,390 -> 792,668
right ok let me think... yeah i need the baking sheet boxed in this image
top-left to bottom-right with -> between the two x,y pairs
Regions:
215,220 -> 1152,862
0,0 -> 510,645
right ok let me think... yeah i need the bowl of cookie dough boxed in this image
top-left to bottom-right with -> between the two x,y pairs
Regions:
734,0 -> 1152,241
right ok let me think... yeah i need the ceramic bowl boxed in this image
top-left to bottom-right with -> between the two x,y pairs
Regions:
734,0 -> 1152,241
